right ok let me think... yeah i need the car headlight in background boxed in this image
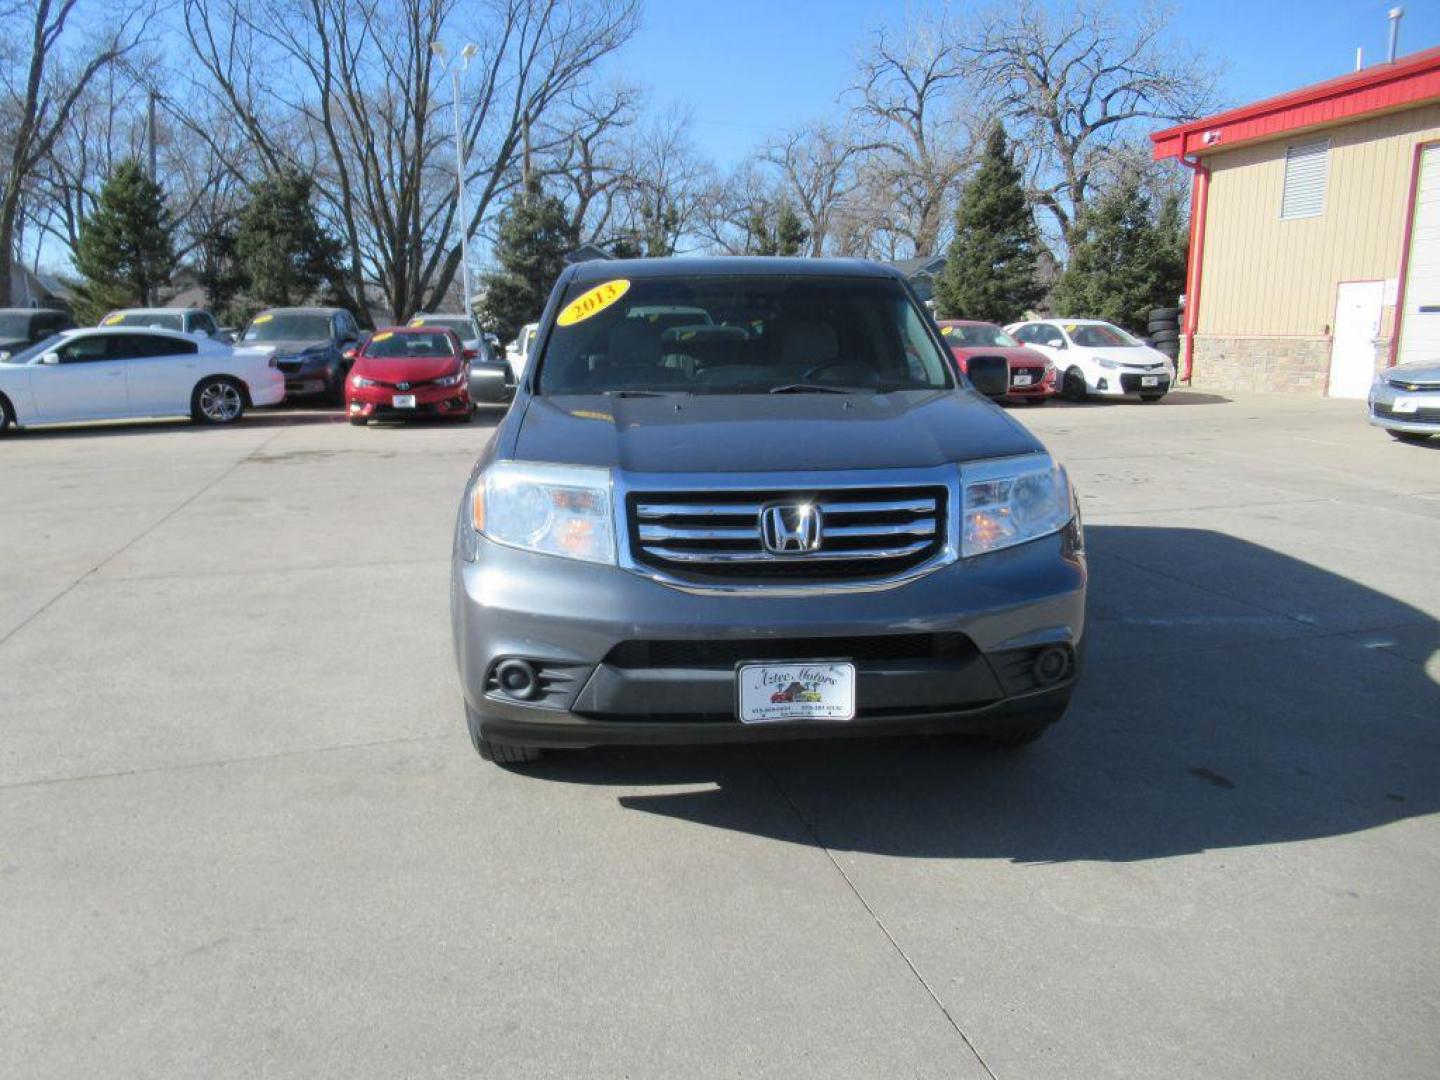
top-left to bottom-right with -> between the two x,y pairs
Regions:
435,371 -> 466,387
961,454 -> 1075,558
472,462 -> 616,564
1096,357 -> 1119,370
351,374 -> 377,388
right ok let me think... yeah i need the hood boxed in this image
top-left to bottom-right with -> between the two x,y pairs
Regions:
353,354 -> 461,383
1385,361 -> 1440,386
511,390 -> 1043,473
255,338 -> 332,357
949,345 -> 1048,365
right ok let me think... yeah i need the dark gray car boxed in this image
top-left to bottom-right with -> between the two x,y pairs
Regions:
451,258 -> 1086,765
239,307 -> 362,403
0,309 -> 75,358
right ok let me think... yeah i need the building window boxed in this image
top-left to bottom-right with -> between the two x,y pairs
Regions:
1280,139 -> 1329,219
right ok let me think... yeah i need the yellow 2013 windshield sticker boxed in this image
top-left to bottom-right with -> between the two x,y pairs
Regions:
102,314 -> 125,326
408,317 -> 425,326
372,331 -> 394,342
252,314 -> 273,325
939,325 -> 952,335
557,279 -> 630,327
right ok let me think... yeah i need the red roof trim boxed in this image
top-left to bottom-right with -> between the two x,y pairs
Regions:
1153,46 -> 1440,160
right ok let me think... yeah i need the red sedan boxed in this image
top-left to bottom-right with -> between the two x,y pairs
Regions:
937,320 -> 1057,404
346,326 -> 471,425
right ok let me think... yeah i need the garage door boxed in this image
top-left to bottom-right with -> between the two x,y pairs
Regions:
1397,144 -> 1440,366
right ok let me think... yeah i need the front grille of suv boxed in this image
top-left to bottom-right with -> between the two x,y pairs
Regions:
627,485 -> 946,581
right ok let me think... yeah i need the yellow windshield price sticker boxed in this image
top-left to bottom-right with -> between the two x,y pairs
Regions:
372,331 -> 394,342
557,279 -> 630,327
253,314 -> 273,325
102,314 -> 124,326
408,317 -> 425,326
940,325 -> 952,335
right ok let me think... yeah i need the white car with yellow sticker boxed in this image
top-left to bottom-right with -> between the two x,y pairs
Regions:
0,326 -> 284,432
1004,318 -> 1175,402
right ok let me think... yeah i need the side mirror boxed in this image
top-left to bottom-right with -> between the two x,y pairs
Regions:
967,355 -> 1009,399
463,348 -> 478,360
342,347 -> 357,361
1045,337 -> 1066,350
39,351 -> 60,366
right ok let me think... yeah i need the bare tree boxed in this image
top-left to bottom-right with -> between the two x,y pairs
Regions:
849,13 -> 976,257
609,105 -> 712,256
693,159 -> 777,256
761,122 -> 869,255
540,81 -> 641,243
968,0 -> 1217,246
0,0 -> 153,305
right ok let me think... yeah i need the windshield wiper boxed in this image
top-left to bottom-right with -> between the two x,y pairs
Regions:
601,388 -> 688,398
768,382 -> 856,395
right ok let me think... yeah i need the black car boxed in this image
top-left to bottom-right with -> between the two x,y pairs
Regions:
0,309 -> 76,358
237,307 -> 363,403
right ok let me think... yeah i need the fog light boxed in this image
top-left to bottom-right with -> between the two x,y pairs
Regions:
494,658 -> 538,700
1033,646 -> 1071,686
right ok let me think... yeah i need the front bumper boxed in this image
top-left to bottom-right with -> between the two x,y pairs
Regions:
451,525 -> 1086,748
1090,370 -> 1172,397
347,382 -> 470,419
1369,385 -> 1440,432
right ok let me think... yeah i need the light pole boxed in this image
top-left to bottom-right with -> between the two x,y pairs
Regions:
431,41 -> 478,316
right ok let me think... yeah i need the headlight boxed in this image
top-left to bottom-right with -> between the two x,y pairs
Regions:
351,375 -> 376,388
471,461 -> 616,564
1096,357 -> 1119,370
435,371 -> 466,387
961,454 -> 1075,558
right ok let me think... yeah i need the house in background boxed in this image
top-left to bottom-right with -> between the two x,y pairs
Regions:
887,255 -> 947,306
7,262 -> 73,311
1152,45 -> 1440,397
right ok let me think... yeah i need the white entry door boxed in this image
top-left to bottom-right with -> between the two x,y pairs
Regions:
1328,280 -> 1383,399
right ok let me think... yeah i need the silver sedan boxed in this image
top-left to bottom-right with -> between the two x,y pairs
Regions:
1369,361 -> 1440,443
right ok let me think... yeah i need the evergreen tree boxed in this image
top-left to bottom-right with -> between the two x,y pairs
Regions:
774,202 -> 809,256
746,201 -> 810,256
933,126 -> 1042,323
234,171 -> 344,308
72,160 -> 177,321
476,182 -> 578,341
1051,175 -> 1189,331
195,221 -> 248,321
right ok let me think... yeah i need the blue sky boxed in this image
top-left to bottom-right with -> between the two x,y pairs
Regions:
611,0 -> 1440,167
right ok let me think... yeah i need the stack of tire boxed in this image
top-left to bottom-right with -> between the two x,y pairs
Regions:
1148,307 -> 1182,370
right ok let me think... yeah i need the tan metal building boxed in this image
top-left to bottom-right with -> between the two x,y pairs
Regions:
1152,47 -> 1440,396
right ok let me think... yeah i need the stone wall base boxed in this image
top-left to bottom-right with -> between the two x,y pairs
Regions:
1187,335 -> 1396,395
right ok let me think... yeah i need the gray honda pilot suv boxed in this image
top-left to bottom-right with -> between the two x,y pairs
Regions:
451,258 -> 1086,765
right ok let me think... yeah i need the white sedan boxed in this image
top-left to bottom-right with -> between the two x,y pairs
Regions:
1005,319 -> 1176,402
0,327 -> 284,432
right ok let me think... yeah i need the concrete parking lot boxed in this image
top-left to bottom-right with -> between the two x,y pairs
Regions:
2,393 -> 1437,1079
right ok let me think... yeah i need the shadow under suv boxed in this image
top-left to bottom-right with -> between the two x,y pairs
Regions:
451,258 -> 1087,765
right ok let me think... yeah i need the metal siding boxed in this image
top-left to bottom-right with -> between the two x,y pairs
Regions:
1397,145 -> 1440,365
1198,105 -> 1440,337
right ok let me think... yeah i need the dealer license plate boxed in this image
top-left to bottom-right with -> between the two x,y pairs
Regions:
1012,374 -> 1033,386
393,394 -> 417,408
737,662 -> 856,724
1392,397 -> 1420,414
1141,376 -> 1160,387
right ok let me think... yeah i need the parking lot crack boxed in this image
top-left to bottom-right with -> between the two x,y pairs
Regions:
753,751 -> 1000,1080
0,428 -> 291,651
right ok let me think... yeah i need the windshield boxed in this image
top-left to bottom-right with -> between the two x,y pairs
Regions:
1068,323 -> 1140,348
105,311 -> 185,331
364,331 -> 457,359
410,316 -> 476,339
0,314 -> 33,338
2,333 -> 64,364
242,314 -> 332,343
941,323 -> 1018,348
538,276 -> 954,395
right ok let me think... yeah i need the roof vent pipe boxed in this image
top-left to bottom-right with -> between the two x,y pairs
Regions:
1387,7 -> 1403,63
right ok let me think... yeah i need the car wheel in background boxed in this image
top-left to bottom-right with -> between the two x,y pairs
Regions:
349,416 -> 367,427
327,370 -> 346,406
191,377 -> 246,425
1063,367 -> 1088,401
1150,328 -> 1179,345
465,704 -> 542,766
0,394 -> 13,434
1388,430 -> 1432,443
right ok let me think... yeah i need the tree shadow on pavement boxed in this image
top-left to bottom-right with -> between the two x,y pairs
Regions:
527,527 -> 1440,863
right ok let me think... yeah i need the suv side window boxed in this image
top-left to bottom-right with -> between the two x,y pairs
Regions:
193,313 -> 216,336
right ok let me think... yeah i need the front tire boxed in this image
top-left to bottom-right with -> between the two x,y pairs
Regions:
192,377 -> 246,425
1062,367 -> 1088,402
0,393 -> 13,434
465,704 -> 542,766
